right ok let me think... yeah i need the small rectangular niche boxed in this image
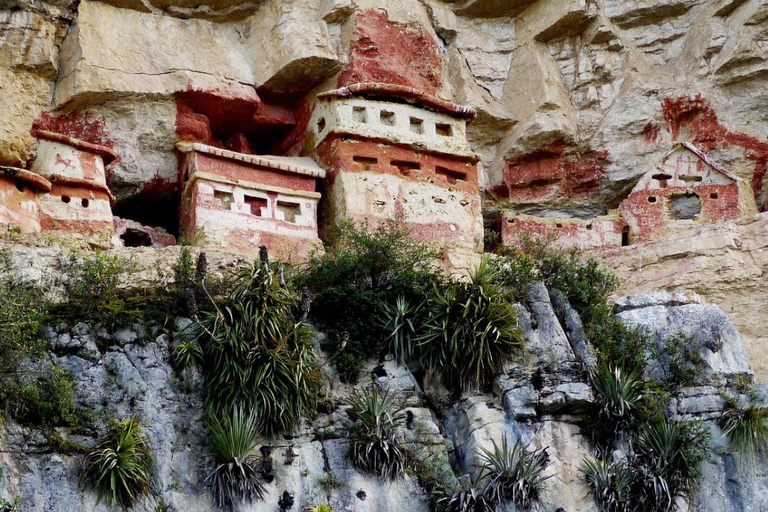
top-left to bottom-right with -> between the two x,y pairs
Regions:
435,123 -> 453,137
409,117 -> 424,134
380,110 -> 396,126
436,166 -> 467,184
316,118 -> 326,133
390,160 -> 421,176
244,195 -> 269,217
214,190 -> 234,210
353,106 -> 367,123
277,201 -> 302,223
680,175 -> 703,184
352,155 -> 378,170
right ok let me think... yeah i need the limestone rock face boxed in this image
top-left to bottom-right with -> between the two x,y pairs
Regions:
601,212 -> 768,383
0,239 -> 766,511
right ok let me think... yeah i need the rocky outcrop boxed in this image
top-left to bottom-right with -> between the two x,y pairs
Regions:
1,254 -> 765,511
600,211 -> 768,384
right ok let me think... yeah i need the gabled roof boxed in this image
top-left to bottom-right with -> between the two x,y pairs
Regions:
664,142 -> 741,182
318,83 -> 477,120
176,142 -> 326,179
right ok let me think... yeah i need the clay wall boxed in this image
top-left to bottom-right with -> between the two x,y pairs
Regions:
501,212 -> 625,251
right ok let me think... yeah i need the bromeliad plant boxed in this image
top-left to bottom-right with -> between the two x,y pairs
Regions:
80,415 -> 153,508
197,262 -> 321,435
478,438 -> 551,510
581,456 -> 634,512
632,419 -> 710,512
379,296 -> 423,365
436,473 -> 496,512
418,259 -> 523,392
347,387 -> 408,480
720,393 -> 768,467
590,365 -> 645,431
206,407 -> 265,510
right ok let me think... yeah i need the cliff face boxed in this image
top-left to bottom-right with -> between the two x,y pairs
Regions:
2,1 -> 768,510
3,0 -> 768,209
0,246 -> 765,511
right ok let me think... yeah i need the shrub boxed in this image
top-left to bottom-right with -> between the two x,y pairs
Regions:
494,240 -> 648,372
720,393 -> 768,467
206,407 -> 265,510
632,419 -> 710,512
581,456 -> 634,512
81,415 -> 153,508
347,387 -> 408,479
13,364 -> 80,428
0,497 -> 22,512
198,262 -> 321,435
584,307 -> 650,372
298,218 -> 442,380
0,269 -> 81,430
419,259 -> 523,391
652,333 -> 705,389
63,252 -> 139,326
478,438 -> 550,510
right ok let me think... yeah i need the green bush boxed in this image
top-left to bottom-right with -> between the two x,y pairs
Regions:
0,265 -> 80,430
81,415 -> 153,508
581,456 -> 633,512
494,239 -> 650,372
419,260 -> 523,392
478,438 -> 550,510
14,364 -> 80,428
652,333 -> 705,389
720,393 -> 768,467
63,252 -> 136,325
206,407 -> 265,510
198,262 -> 320,435
0,497 -> 22,512
347,387 -> 408,480
298,218 -> 442,381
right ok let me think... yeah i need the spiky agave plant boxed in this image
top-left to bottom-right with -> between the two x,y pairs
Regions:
436,473 -> 496,512
81,415 -> 153,508
478,437 -> 551,510
173,337 -> 203,370
590,365 -> 644,428
198,262 -> 321,435
581,456 -> 634,512
206,407 -> 265,510
418,259 -> 523,391
720,394 -> 768,467
347,387 -> 408,479
379,296 -> 423,365
306,505 -> 335,512
632,419 -> 710,512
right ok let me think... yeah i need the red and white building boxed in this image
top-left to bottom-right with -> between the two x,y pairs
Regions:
619,142 -> 757,243
177,142 -> 325,262
309,83 -> 484,268
30,130 -> 118,234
